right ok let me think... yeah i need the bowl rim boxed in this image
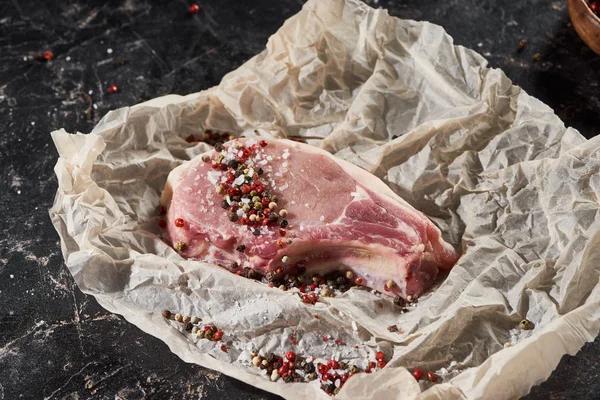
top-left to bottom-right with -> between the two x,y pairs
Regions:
578,0 -> 600,23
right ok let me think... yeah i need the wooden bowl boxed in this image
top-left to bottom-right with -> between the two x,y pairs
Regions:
568,0 -> 600,55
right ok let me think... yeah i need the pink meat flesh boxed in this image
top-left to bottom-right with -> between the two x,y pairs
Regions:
161,138 -> 459,299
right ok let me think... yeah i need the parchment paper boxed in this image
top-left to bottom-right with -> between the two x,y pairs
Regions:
49,0 -> 600,399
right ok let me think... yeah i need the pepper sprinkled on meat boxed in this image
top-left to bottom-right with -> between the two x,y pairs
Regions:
206,139 -> 290,231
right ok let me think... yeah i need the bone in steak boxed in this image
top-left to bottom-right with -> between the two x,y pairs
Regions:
161,138 -> 459,299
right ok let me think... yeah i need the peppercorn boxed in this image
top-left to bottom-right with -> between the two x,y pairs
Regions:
278,219 -> 288,228
279,209 -> 288,218
268,214 -> 279,222
428,371 -> 438,382
519,319 -> 534,330
213,330 -> 224,341
268,202 -> 278,210
279,284 -> 286,291
230,261 -> 239,269
162,310 -> 171,319
336,276 -> 346,285
196,330 -> 205,338
174,218 -> 185,227
412,369 -> 424,380
387,325 -> 399,332
320,287 -> 331,297
282,256 -> 290,263
236,244 -> 246,252
312,274 -> 321,283
284,374 -> 294,383
188,3 -> 200,14
250,190 -> 258,197
192,326 -> 199,334
191,316 -> 201,324
285,351 -> 296,362
338,362 -> 347,370
304,362 -> 315,373
252,356 -> 262,367
307,372 -> 317,381
257,168 -> 264,175
221,200 -> 229,209
107,84 -> 118,94
228,159 -> 239,169
349,365 -> 358,374
345,271 -> 354,280
270,370 -> 280,382
327,359 -> 339,369
247,269 -> 259,280
204,330 -> 213,340
252,229 -> 260,236
215,143 -> 224,152
375,351 -> 385,362
266,272 -> 276,282
386,280 -> 396,290
333,388 -> 341,395
253,202 -> 262,210
175,313 -> 183,322
267,353 -> 277,364
229,213 -> 238,222
184,322 -> 193,331
183,315 -> 191,324
393,296 -> 405,307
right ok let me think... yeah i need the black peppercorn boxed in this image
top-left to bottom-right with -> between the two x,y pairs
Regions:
162,310 -> 171,319
267,353 -> 277,364
236,244 -> 246,252
215,143 -> 224,152
297,264 -> 306,275
230,261 -> 239,269
253,229 -> 260,236
229,213 -> 238,222
336,276 -> 346,285
184,322 -> 193,331
228,159 -> 239,169
393,296 -> 406,307
247,269 -> 259,280
284,375 -> 294,383
304,362 -> 315,373
221,200 -> 229,209
278,219 -> 288,228
257,168 -> 264,175
268,214 -> 279,222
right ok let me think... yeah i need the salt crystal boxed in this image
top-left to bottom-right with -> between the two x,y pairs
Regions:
282,153 -> 289,160
92,104 -> 98,109
279,183 -> 288,191
107,48 -> 113,54
319,216 -> 324,221
352,321 -> 358,331
350,192 -> 358,197
66,56 -> 71,61
266,156 -> 273,161
234,175 -> 245,186
88,90 -> 93,95
259,160 -> 268,166
248,168 -> 254,176
242,198 -> 250,204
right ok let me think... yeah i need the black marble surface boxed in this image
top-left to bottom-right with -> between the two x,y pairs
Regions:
1,1 -> 599,399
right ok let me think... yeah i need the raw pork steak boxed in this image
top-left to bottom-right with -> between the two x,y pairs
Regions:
161,138 -> 459,299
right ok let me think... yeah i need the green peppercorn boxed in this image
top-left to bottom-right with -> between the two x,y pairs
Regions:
252,196 -> 261,203
204,330 -> 213,340
307,372 -> 317,381
250,190 -> 258,197
278,219 -> 288,228
254,202 -> 262,210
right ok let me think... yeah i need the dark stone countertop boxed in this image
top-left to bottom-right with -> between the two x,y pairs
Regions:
1,1 -> 599,399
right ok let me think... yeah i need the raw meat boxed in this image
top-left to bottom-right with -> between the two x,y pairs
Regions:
161,138 -> 459,299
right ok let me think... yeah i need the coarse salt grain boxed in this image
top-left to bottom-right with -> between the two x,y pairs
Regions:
319,216 -> 325,221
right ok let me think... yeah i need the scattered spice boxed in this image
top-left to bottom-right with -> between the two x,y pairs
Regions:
43,50 -> 54,60
533,53 -> 542,62
517,39 -> 527,52
519,319 -> 535,330
107,84 -> 118,94
174,218 -> 185,227
158,219 -> 166,228
412,369 -> 424,381
174,241 -> 186,251
162,310 -> 171,319
589,0 -> 600,16
427,371 -> 438,382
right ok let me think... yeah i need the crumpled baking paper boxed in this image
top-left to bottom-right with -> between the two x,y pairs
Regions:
49,0 -> 600,398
